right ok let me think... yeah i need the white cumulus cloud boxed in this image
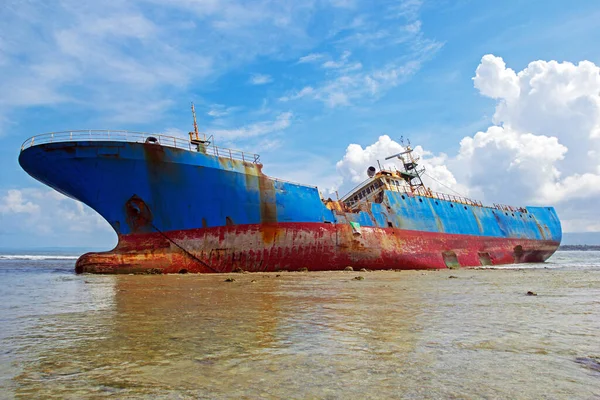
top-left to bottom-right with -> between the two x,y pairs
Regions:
457,54 -> 600,230
335,135 -> 464,196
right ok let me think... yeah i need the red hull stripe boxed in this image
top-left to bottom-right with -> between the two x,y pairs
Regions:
76,223 -> 560,274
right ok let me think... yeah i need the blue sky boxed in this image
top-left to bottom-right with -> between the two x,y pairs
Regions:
1,0 -> 600,248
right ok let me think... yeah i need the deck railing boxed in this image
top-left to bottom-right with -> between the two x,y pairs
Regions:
20,130 -> 261,164
493,203 -> 528,213
427,191 -> 483,207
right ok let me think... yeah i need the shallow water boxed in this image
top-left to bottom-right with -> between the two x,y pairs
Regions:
0,252 -> 599,399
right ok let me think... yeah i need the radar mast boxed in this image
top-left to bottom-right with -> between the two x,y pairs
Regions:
384,138 -> 429,195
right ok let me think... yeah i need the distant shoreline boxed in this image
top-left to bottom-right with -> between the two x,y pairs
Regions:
558,245 -> 600,251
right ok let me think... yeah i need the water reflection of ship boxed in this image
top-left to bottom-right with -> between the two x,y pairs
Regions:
105,274 -> 426,391
12,273 -> 426,396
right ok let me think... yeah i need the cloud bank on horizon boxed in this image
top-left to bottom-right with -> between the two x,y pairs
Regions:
0,0 -> 599,247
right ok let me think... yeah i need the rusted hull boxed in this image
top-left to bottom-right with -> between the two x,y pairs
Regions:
75,223 -> 560,274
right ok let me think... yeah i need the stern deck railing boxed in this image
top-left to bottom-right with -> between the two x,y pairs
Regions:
20,130 -> 261,164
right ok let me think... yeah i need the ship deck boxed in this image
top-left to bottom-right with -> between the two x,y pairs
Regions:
21,130 -> 262,164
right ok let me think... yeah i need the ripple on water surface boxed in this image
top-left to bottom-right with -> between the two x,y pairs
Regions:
0,252 -> 599,398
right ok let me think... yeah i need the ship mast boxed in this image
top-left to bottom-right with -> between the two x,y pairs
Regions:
191,103 -> 199,139
188,102 -> 211,150
384,139 -> 429,195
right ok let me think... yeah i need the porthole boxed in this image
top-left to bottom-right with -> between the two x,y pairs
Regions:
450,204 -> 454,208
511,213 -> 514,217
505,212 -> 508,216
401,195 -> 405,200
464,206 -> 467,210
435,201 -> 439,205
419,198 -> 423,203
529,215 -> 533,218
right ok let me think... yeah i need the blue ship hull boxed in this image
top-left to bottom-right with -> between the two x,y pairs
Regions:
18,135 -> 562,273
